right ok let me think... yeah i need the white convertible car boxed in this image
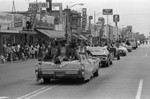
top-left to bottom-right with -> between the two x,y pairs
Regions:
118,45 -> 128,56
35,50 -> 101,83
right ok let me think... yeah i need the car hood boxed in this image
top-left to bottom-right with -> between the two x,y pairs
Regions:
40,60 -> 82,69
88,47 -> 109,56
118,47 -> 128,52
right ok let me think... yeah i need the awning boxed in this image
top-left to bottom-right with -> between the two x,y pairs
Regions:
37,29 -> 65,38
79,34 -> 87,40
72,34 -> 82,40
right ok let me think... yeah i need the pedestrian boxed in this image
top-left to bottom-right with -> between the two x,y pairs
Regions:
6,44 -> 13,62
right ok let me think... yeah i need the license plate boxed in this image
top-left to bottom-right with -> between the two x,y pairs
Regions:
42,71 -> 54,74
55,72 -> 65,76
66,71 -> 78,74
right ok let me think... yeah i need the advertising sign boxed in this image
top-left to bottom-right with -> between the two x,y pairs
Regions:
113,14 -> 120,22
14,14 -> 23,27
82,8 -> 87,31
103,9 -> 113,15
29,2 -> 49,8
0,13 -> 13,30
36,14 -> 55,29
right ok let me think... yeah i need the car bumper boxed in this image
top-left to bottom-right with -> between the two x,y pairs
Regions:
37,69 -> 83,79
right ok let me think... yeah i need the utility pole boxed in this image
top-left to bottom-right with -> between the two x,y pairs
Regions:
12,0 -> 16,13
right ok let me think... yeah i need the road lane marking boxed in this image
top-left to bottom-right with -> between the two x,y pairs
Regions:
0,97 -> 9,99
145,47 -> 149,57
25,85 -> 59,99
17,85 -> 59,99
135,80 -> 143,99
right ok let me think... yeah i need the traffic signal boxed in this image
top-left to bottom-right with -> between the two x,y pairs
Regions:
26,21 -> 32,29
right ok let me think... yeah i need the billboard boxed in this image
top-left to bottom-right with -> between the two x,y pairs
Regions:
103,9 -> 113,15
0,13 -> 13,30
29,2 -> 49,8
0,13 -> 23,30
36,14 -> 55,29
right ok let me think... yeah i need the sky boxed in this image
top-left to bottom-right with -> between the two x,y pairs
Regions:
0,0 -> 150,36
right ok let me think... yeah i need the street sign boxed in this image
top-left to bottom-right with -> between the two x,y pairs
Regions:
113,14 -> 120,22
29,2 -> 49,8
103,9 -> 113,15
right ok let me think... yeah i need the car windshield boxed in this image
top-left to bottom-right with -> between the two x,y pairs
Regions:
88,47 -> 106,55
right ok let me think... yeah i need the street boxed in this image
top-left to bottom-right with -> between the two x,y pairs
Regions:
0,44 -> 150,99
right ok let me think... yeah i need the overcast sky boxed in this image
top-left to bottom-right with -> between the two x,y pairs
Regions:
0,0 -> 150,36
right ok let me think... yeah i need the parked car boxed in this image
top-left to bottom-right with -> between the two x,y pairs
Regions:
118,45 -> 128,56
35,50 -> 100,83
87,47 -> 113,67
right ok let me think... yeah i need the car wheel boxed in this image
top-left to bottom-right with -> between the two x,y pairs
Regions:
93,70 -> 99,77
124,53 -> 127,56
99,62 -> 101,68
110,61 -> 113,65
105,62 -> 110,67
117,55 -> 120,60
43,78 -> 51,83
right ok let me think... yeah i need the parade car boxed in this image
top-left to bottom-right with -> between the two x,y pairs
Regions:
129,39 -> 138,49
122,43 -> 132,52
109,47 -> 120,60
87,47 -> 113,67
35,51 -> 100,83
118,45 -> 128,56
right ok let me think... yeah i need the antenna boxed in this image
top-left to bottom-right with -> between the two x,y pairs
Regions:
12,0 -> 16,13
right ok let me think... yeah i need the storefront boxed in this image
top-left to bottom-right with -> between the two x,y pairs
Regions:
36,29 -> 65,45
0,30 -> 20,55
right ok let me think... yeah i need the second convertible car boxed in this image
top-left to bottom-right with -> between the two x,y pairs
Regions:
35,50 -> 100,83
87,47 -> 113,67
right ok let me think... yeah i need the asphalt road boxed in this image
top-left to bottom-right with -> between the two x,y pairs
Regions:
0,44 -> 150,99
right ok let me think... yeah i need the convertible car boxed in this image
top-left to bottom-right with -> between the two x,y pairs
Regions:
122,43 -> 132,52
87,47 -> 113,67
118,45 -> 128,56
109,47 -> 120,60
35,50 -> 100,83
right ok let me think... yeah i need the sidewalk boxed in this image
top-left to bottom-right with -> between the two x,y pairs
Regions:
0,58 -> 37,64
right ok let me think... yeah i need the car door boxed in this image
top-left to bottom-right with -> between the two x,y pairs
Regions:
79,54 -> 94,80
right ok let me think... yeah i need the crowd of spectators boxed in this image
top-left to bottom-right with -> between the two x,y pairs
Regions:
1,42 -> 45,63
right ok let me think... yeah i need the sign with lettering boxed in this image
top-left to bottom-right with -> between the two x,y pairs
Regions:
103,9 -> 113,15
113,14 -> 120,22
29,2 -> 49,8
